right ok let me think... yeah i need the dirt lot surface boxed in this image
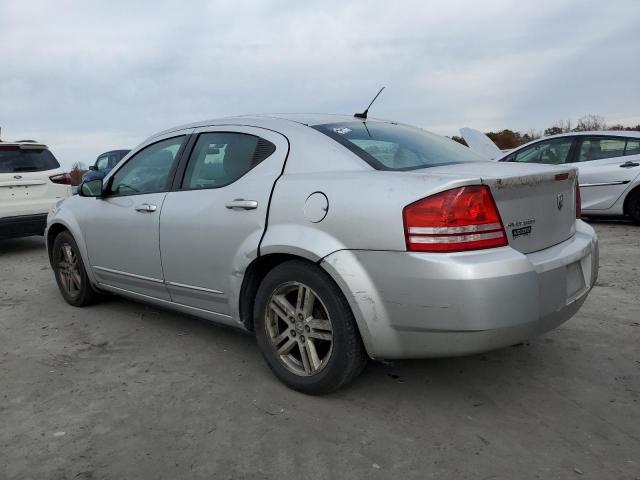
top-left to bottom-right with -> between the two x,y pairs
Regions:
1,220 -> 639,480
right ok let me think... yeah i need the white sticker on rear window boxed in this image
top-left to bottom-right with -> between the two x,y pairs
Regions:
333,127 -> 352,135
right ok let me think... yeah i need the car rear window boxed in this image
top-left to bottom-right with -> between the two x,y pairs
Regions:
313,121 -> 485,170
0,146 -> 60,173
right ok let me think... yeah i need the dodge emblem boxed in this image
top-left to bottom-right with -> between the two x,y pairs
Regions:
557,193 -> 564,211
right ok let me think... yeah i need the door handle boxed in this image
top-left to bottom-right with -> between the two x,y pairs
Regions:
620,161 -> 640,168
225,199 -> 258,210
135,203 -> 157,213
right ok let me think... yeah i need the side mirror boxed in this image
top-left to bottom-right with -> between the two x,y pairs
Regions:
88,165 -> 98,171
79,178 -> 104,197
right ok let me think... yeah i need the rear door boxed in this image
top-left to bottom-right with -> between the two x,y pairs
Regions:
80,133 -> 189,299
159,126 -> 288,317
572,136 -> 640,210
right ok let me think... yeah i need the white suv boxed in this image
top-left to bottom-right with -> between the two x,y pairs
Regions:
0,141 -> 71,239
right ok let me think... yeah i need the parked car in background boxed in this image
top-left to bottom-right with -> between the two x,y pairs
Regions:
46,114 -> 597,393
461,129 -> 640,224
82,149 -> 130,182
1,141 -> 71,239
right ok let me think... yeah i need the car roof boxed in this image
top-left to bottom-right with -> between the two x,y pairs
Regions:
146,113 -> 397,142
0,140 -> 49,149
97,149 -> 130,156
539,130 -> 640,140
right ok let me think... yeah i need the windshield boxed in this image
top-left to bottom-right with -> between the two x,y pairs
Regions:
0,146 -> 60,173
313,121 -> 484,170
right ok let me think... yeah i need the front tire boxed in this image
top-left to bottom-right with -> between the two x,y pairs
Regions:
254,260 -> 367,394
52,231 -> 100,307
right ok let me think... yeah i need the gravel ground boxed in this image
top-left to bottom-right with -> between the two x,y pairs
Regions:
0,220 -> 639,480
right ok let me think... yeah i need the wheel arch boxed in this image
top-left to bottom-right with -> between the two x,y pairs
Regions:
45,218 -> 99,288
622,183 -> 640,216
239,252 -> 317,331
238,248 -> 375,358
46,222 -> 71,265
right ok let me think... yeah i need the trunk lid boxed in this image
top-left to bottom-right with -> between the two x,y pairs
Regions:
411,162 -> 578,254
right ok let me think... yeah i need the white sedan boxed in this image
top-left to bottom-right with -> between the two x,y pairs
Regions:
461,129 -> 640,223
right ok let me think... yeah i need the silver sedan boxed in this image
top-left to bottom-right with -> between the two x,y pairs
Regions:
46,114 -> 598,393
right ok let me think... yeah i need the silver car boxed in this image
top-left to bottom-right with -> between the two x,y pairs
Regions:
46,114 -> 598,393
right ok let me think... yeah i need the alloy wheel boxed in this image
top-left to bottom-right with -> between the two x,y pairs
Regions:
57,242 -> 82,298
265,281 -> 333,376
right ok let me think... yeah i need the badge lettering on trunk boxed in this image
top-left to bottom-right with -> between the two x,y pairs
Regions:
512,225 -> 532,238
557,193 -> 564,211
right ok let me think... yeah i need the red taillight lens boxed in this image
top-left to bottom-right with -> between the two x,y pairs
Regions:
403,185 -> 508,252
575,183 -> 581,219
49,173 -> 72,185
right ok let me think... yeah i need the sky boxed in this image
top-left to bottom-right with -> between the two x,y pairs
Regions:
1,0 -> 639,169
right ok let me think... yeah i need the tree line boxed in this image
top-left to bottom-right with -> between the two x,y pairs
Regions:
451,114 -> 640,150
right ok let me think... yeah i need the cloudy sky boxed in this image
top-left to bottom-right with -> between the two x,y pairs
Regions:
1,0 -> 639,168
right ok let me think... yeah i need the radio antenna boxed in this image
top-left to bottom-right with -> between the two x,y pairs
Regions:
354,86 -> 385,120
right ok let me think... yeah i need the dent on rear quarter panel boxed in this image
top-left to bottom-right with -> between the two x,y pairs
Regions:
319,250 -> 382,358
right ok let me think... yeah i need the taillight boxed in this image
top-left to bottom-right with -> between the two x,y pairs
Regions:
403,185 -> 508,252
50,173 -> 72,185
575,183 -> 581,219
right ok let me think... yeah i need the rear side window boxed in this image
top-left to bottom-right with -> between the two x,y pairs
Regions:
625,139 -> 640,156
0,146 -> 60,173
577,138 -> 626,162
313,122 -> 484,170
182,132 -> 275,189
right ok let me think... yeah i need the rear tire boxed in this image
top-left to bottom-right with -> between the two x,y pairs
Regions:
52,231 -> 101,307
254,260 -> 368,394
627,189 -> 640,225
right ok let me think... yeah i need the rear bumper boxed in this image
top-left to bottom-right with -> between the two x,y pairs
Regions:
0,213 -> 48,239
321,220 -> 598,359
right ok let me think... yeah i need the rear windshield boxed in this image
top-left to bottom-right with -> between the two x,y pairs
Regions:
313,121 -> 484,170
0,146 -> 60,173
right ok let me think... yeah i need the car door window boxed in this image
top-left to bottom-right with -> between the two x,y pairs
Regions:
110,136 -> 185,196
182,132 -> 275,189
625,139 -> 640,156
577,138 -> 626,162
513,138 -> 573,164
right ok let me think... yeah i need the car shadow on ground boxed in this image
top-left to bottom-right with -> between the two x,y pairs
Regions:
582,216 -> 634,225
92,292 -> 564,400
0,236 -> 47,256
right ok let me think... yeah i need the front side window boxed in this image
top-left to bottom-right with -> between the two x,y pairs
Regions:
625,139 -> 640,156
577,137 -> 626,162
513,138 -> 574,164
182,132 -> 275,189
109,136 -> 184,196
313,122 -> 484,170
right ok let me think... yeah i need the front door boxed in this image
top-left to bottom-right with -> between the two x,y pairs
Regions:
159,126 -> 288,318
81,134 -> 189,299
